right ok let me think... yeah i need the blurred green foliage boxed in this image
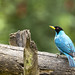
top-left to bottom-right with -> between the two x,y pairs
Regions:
0,0 -> 75,53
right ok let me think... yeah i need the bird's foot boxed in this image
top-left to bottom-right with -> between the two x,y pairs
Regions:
56,53 -> 61,58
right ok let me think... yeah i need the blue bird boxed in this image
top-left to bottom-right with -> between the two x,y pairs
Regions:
49,26 -> 75,67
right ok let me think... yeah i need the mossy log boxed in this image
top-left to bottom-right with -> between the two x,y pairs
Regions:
0,30 -> 75,75
0,44 -> 75,75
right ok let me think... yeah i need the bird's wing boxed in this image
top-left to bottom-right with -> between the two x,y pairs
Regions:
55,35 -> 75,56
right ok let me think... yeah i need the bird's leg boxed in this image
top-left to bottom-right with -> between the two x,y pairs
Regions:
56,53 -> 60,58
60,52 -> 64,55
56,52 -> 64,58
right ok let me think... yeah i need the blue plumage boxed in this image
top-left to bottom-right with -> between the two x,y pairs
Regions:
49,26 -> 75,67
55,30 -> 75,67
55,31 -> 75,55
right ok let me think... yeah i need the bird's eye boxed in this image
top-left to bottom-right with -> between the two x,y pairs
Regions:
56,28 -> 59,29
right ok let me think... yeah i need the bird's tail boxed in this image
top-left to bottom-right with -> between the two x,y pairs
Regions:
65,53 -> 75,67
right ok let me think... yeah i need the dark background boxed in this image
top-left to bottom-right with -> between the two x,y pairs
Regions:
0,0 -> 75,53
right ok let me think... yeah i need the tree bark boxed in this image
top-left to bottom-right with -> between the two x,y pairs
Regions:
0,44 -> 75,75
0,29 -> 75,75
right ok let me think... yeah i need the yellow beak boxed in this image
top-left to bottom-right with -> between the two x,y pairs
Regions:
49,26 -> 55,30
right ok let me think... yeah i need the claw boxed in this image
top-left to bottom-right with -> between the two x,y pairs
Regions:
56,53 -> 60,58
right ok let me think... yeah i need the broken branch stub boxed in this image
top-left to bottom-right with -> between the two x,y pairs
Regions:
10,30 -> 30,47
9,29 -> 39,75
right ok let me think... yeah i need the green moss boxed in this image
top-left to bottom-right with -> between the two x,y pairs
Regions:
25,48 -> 33,69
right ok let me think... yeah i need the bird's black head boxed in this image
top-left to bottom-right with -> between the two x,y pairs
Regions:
55,26 -> 63,34
49,26 -> 63,34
